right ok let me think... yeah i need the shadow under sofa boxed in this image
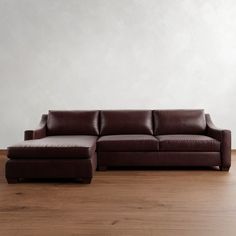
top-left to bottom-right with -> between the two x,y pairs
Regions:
6,109 -> 231,184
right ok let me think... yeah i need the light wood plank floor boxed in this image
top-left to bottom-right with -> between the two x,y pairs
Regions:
0,151 -> 236,236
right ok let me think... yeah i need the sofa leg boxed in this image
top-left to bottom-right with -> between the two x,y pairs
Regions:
220,166 -> 230,171
80,178 -> 92,184
7,178 -> 19,184
98,166 -> 107,171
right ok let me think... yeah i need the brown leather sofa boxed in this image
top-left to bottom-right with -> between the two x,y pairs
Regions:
6,109 -> 231,184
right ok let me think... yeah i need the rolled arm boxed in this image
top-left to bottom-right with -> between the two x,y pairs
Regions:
24,114 -> 48,140
205,114 -> 231,170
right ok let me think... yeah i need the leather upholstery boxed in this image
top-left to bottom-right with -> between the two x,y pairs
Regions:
7,135 -> 97,159
24,130 -> 34,141
98,152 -> 221,167
206,114 -> 231,169
157,134 -> 220,152
6,153 -> 97,179
100,110 -> 153,135
47,110 -> 99,136
153,109 -> 206,135
97,135 -> 158,152
5,110 -> 232,183
24,114 -> 48,140
34,114 -> 48,139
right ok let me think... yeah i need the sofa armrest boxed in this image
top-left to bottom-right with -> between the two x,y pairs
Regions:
206,114 -> 230,141
24,130 -> 34,140
205,114 -> 231,170
24,114 -> 48,140
33,114 -> 48,139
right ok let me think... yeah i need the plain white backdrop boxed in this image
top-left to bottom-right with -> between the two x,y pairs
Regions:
0,0 -> 235,148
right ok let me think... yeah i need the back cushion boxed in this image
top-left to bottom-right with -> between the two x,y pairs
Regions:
100,110 -> 153,135
153,109 -> 206,135
47,110 -> 99,135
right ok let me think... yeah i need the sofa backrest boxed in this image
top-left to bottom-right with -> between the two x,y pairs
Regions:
47,110 -> 99,136
153,109 -> 206,135
100,110 -> 153,135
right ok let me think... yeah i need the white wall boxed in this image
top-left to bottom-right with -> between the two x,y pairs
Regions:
0,0 -> 235,148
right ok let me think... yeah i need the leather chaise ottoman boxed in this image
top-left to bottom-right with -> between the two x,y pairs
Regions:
6,135 -> 97,183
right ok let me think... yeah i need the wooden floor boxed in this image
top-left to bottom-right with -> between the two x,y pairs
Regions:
1,152 -> 236,236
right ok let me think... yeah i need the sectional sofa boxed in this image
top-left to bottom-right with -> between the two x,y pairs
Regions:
6,110 -> 231,184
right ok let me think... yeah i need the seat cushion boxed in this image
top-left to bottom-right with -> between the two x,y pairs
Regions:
97,135 -> 159,152
153,110 -> 206,135
47,110 -> 99,135
100,110 -> 153,135
7,136 -> 97,159
157,135 -> 220,152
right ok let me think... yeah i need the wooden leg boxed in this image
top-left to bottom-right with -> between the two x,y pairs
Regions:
220,166 -> 230,171
80,178 -> 92,184
7,178 -> 19,184
98,166 -> 107,171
